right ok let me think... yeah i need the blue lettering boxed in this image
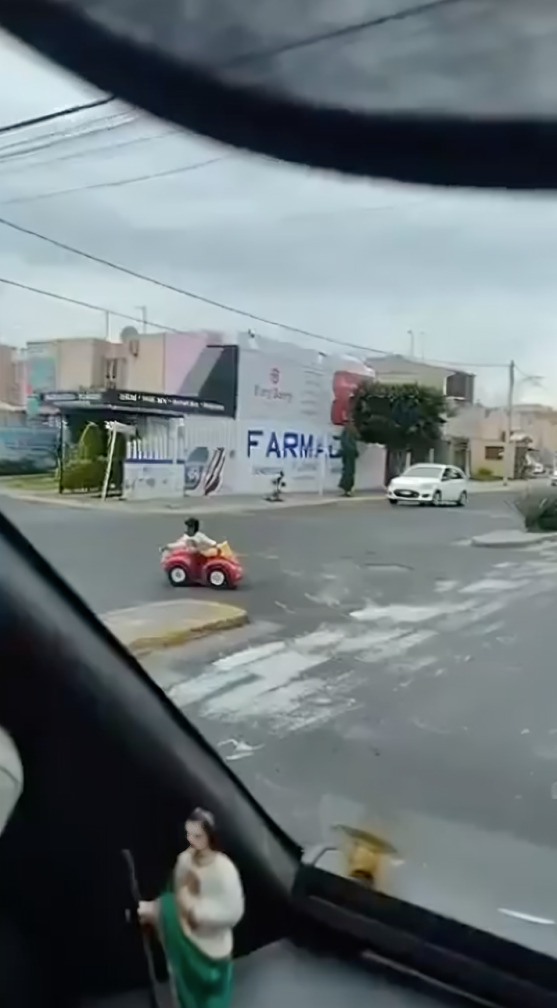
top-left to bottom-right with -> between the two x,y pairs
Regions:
299,433 -> 314,458
266,432 -> 281,458
247,429 -> 263,458
248,429 -> 340,461
282,432 -> 299,458
329,435 -> 341,460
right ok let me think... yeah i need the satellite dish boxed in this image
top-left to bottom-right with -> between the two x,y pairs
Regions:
119,326 -> 139,340
2,1 -> 557,188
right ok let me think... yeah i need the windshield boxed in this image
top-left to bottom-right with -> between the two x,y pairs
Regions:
401,466 -> 441,479
2,26 -> 557,967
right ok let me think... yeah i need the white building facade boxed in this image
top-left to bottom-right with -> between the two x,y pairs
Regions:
123,333 -> 386,501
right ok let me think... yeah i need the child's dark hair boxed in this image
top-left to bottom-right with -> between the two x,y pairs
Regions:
187,807 -> 219,849
184,517 -> 200,533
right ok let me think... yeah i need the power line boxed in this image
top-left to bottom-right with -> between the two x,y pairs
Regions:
223,0 -> 465,68
0,112 -> 136,166
0,214 -> 518,371
0,275 -> 184,334
0,154 -> 232,207
0,269 -> 513,379
0,213 -> 373,349
0,126 -> 176,175
0,271 -> 529,383
0,96 -> 114,138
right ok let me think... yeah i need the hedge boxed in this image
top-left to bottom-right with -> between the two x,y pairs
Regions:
61,458 -> 106,493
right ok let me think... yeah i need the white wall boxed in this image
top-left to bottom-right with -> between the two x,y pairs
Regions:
123,461 -> 184,500
235,332 -> 372,428
122,337 -> 383,500
236,334 -> 326,424
236,421 -> 385,495
124,416 -> 236,500
324,440 -> 386,492
181,418 -> 236,497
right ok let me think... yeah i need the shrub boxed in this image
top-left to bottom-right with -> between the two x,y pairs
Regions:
515,486 -> 557,532
471,467 -> 504,482
61,458 -> 106,493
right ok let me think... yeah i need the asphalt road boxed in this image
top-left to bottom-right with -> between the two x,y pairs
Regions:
4,490 -> 557,861
0,490 -> 521,622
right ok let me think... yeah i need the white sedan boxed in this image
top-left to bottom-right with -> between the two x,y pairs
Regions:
387,464 -> 468,507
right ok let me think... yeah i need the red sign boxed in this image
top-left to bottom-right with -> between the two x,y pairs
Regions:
330,370 -> 364,426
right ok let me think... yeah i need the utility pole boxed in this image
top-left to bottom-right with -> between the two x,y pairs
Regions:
503,359 -> 515,485
103,310 -> 110,340
136,306 -> 148,333
408,329 -> 415,357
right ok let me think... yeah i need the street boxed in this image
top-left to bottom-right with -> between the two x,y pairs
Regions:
2,491 -> 557,850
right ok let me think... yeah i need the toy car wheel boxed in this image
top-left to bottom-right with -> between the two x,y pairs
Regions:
207,567 -> 230,589
167,565 -> 190,587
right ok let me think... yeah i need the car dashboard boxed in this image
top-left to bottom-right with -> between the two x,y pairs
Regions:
83,939 -> 473,1008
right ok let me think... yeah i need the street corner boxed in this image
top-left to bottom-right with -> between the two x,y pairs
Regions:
101,597 -> 249,657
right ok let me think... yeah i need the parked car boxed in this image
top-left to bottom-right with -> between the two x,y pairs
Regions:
387,463 -> 468,507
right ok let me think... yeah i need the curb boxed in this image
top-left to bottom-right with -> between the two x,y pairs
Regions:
101,600 -> 249,656
0,488 -> 384,516
471,530 -> 557,549
0,484 -> 522,516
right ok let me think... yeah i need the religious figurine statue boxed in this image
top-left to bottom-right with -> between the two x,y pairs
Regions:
138,808 -> 244,1008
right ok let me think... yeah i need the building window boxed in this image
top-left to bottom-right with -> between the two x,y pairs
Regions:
105,359 -> 118,384
485,445 -> 504,461
104,358 -> 126,387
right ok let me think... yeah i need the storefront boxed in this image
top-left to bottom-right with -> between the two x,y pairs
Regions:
232,333 -> 385,497
115,334 -> 387,501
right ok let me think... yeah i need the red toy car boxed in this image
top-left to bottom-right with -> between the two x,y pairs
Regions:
160,541 -> 243,590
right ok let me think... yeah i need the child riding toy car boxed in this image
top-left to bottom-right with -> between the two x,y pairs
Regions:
160,517 -> 243,589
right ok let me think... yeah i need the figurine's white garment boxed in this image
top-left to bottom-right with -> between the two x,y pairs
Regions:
174,848 -> 244,959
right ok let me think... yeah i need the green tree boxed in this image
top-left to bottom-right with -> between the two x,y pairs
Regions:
351,381 -> 446,480
78,421 -> 103,462
338,424 -> 359,496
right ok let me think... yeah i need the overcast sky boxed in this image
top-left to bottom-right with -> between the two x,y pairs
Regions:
0,31 -> 556,405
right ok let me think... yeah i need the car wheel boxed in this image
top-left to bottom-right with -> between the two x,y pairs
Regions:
167,565 -> 190,587
208,566 -> 230,589
456,490 -> 468,507
432,490 -> 442,507
388,499 -> 398,506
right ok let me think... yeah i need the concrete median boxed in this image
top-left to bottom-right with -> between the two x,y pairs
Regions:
102,598 -> 249,657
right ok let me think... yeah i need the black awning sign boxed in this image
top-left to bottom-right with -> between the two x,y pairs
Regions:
42,388 -> 233,416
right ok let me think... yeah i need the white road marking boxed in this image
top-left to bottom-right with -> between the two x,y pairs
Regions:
163,556 -> 557,736
498,908 -> 555,926
349,601 -> 471,623
460,578 -> 525,594
213,641 -> 285,671
217,738 -> 265,761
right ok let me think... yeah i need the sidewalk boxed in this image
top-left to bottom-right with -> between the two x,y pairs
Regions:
0,478 -> 531,516
102,598 -> 248,656
0,486 -> 384,515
